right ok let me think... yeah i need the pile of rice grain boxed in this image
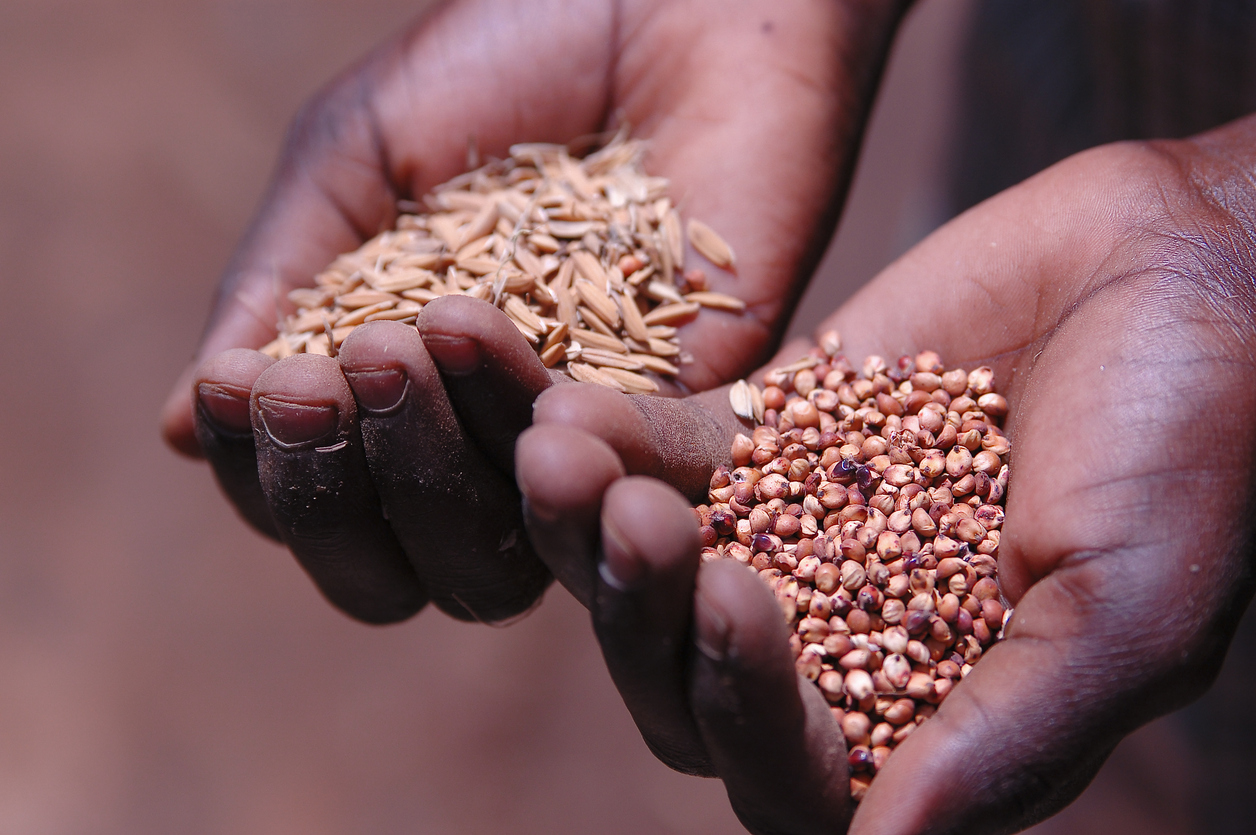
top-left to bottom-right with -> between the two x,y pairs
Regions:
263,136 -> 744,394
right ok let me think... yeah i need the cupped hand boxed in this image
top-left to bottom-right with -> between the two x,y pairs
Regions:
517,114 -> 1256,832
159,0 -> 909,622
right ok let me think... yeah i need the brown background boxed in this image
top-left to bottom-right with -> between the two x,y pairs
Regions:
0,1 -> 1243,832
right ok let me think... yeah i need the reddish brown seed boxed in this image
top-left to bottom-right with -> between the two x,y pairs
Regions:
881,653 -> 911,690
885,573 -> 910,600
968,367 -> 996,395
972,450 -> 1002,476
937,593 -> 960,623
956,607 -> 973,635
935,558 -> 965,581
814,562 -> 842,594
880,598 -> 906,625
755,474 -> 790,501
911,506 -> 938,536
823,632 -> 854,659
933,535 -> 962,559
903,389 -> 933,415
982,432 -> 1012,457
876,392 -> 903,417
818,670 -> 845,703
876,531 -> 903,562
841,562 -> 867,592
981,598 -> 1006,631
774,513 -> 802,537
798,617 -> 832,643
847,609 -> 872,634
840,648 -> 872,671
790,400 -> 821,429
972,577 -> 1000,601
946,446 -> 973,478
903,609 -> 930,636
956,517 -> 987,544
795,555 -> 821,583
795,369 -> 818,397
844,669 -> 875,702
905,672 -> 935,700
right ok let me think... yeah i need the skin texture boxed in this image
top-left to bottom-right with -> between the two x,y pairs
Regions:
160,0 -> 908,623
517,116 -> 1256,834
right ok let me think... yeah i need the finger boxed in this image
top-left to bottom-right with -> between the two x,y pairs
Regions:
515,424 -> 625,608
531,383 -> 748,501
689,560 -> 851,835
192,349 -> 279,539
415,295 -> 555,473
251,354 -> 427,623
337,320 -> 550,622
593,477 -> 711,776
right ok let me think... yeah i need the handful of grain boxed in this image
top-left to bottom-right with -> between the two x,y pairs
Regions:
697,333 -> 1011,800
262,135 -> 744,394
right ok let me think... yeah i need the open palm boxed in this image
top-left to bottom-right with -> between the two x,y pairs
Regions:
518,116 -> 1256,833
159,0 -> 908,623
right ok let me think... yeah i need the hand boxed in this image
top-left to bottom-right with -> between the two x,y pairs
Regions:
158,0 -> 910,622
516,114 -> 1256,832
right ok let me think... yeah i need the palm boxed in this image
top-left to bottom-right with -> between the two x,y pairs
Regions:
518,123 -> 1256,835
824,134 -> 1256,833
167,0 -> 886,437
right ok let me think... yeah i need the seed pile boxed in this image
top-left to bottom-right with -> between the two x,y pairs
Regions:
696,332 -> 1012,801
261,136 -> 745,394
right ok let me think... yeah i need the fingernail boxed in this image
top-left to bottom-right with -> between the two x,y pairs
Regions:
693,586 -> 730,662
423,333 -> 480,376
197,383 -> 252,436
344,367 -> 409,415
256,397 -> 339,449
598,518 -> 646,591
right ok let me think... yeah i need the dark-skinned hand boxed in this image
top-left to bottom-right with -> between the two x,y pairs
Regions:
515,115 -> 1256,834
158,0 -> 910,623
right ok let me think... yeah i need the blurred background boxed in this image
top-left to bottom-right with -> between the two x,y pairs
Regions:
0,0 -> 1251,832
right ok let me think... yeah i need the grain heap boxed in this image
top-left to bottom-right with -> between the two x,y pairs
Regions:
698,333 -> 1012,800
261,136 -> 745,394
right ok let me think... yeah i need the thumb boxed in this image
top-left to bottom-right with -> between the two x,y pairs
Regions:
530,381 -> 752,501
